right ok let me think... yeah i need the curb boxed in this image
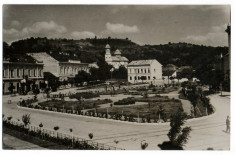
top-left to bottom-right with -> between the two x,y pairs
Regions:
17,105 -> 216,126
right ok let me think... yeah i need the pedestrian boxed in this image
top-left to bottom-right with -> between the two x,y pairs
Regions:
226,116 -> 230,133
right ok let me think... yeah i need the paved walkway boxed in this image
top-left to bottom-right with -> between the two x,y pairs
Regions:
2,133 -> 48,150
2,90 -> 230,150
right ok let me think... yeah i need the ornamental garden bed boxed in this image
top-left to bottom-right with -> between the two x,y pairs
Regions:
37,99 -> 112,111
69,92 -> 100,100
89,100 -> 183,121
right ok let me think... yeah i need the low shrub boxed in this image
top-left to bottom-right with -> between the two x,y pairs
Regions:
69,92 -> 100,100
114,97 -> 135,105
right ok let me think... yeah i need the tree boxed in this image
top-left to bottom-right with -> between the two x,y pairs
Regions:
70,128 -> 74,147
88,133 -> 93,139
157,105 -> 165,121
7,116 -> 12,122
158,111 -> 191,150
112,66 -> 128,79
22,114 -> 31,128
8,83 -> 15,94
201,96 -> 210,116
167,111 -> 191,147
75,70 -> 91,86
39,122 -> 43,128
187,87 -> 200,117
53,126 -> 60,138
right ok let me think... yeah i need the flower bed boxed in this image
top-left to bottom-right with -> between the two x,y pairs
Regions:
113,97 -> 135,105
69,92 -> 100,100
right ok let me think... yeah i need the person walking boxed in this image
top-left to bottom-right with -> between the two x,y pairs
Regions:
226,116 -> 230,133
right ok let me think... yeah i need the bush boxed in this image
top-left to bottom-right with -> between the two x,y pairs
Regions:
114,97 -> 135,105
69,92 -> 100,100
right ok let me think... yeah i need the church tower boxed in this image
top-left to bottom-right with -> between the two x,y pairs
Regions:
105,44 -> 112,62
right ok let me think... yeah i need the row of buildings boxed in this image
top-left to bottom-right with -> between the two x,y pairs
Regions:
3,44 -> 166,94
3,52 -> 98,94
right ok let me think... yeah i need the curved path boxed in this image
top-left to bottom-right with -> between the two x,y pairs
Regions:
2,91 -> 230,150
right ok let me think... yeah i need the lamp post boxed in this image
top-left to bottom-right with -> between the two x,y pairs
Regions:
110,68 -> 114,80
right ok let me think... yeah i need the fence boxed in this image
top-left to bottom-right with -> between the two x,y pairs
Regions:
3,120 -> 124,150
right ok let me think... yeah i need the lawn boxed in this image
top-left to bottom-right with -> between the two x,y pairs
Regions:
92,99 -> 183,120
38,99 -> 112,111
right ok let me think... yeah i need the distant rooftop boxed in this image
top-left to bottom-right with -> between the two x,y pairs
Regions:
105,44 -> 111,49
128,59 -> 161,66
3,53 -> 42,64
114,49 -> 121,55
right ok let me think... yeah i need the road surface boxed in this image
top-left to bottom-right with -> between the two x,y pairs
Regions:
2,91 -> 230,150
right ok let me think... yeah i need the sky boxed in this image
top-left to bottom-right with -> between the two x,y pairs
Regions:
3,5 -> 231,46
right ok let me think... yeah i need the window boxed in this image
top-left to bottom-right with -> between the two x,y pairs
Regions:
135,76 -> 137,80
145,69 -> 146,73
17,69 -> 20,77
138,76 -> 140,80
148,76 -> 150,80
3,69 -> 5,77
10,69 -> 14,78
22,69 -> 25,77
34,69 -> 36,77
138,69 -> 140,73
141,69 -> 143,73
130,76 -> 132,80
28,69 -> 31,77
39,70 -> 42,77
148,69 -> 150,73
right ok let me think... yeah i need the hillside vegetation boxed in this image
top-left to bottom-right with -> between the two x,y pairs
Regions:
3,37 -> 228,69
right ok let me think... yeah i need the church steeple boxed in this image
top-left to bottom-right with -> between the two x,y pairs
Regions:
105,44 -> 112,62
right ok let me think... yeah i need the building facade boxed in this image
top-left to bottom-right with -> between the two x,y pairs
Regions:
105,44 -> 129,69
27,52 -> 90,81
127,59 -> 163,85
3,56 -> 44,94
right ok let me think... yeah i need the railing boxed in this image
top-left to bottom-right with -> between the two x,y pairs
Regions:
3,120 -> 124,150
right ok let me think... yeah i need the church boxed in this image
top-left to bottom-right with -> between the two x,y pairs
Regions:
104,44 -> 129,69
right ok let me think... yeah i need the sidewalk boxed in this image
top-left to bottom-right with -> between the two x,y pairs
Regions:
3,133 -> 48,150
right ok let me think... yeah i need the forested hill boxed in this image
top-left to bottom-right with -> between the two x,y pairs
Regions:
3,37 -> 228,69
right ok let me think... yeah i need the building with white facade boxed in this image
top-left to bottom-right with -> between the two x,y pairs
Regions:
27,52 -> 90,81
127,59 -> 163,85
105,44 -> 129,69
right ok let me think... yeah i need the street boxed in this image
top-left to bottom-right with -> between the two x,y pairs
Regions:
2,91 -> 230,150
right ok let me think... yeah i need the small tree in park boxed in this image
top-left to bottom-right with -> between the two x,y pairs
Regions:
39,122 -> 43,130
54,126 -> 60,138
22,114 -> 31,128
156,104 -> 165,122
7,116 -> 12,122
88,133 -> 94,139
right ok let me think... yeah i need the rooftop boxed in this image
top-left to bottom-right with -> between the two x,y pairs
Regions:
3,53 -> 42,64
114,49 -> 121,55
128,59 -> 161,66
105,44 -> 111,49
112,56 -> 129,62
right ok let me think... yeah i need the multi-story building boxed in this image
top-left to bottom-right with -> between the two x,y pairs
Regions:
105,44 -> 129,69
27,52 -> 90,81
127,59 -> 163,85
3,54 -> 44,94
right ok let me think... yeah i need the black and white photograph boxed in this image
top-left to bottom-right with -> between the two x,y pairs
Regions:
1,1 -> 232,151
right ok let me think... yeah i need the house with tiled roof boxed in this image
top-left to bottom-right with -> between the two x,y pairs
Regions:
104,44 -> 129,69
127,59 -> 163,85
